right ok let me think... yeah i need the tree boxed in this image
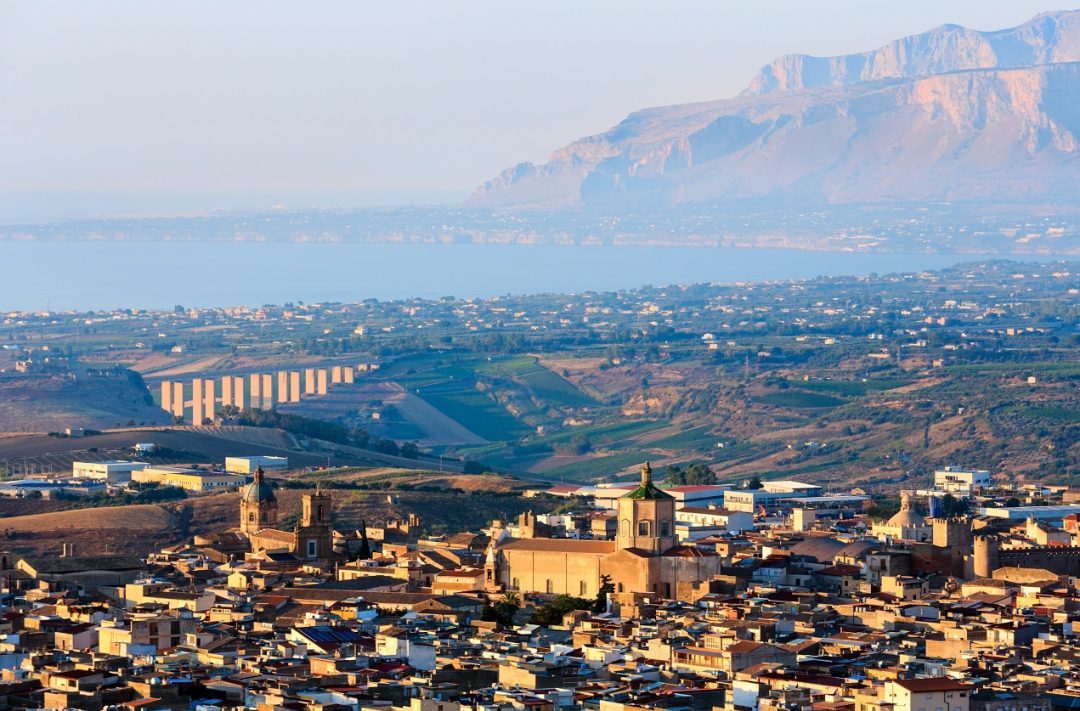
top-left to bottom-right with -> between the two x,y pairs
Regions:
463,460 -> 491,474
939,494 -> 970,517
593,574 -> 615,613
482,592 -> 520,626
668,463 -> 716,486
356,520 -> 372,560
531,595 -> 592,626
400,442 -> 420,459
747,475 -> 763,490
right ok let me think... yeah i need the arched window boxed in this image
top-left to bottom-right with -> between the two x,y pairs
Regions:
248,512 -> 255,522
512,577 -> 519,589
638,520 -> 651,537
617,583 -> 624,593
317,504 -> 324,521
545,579 -> 554,594
579,580 -> 588,596
261,511 -> 267,522
620,520 -> 630,537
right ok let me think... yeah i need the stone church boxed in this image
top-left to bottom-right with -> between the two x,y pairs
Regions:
239,467 -> 336,560
486,463 -> 722,600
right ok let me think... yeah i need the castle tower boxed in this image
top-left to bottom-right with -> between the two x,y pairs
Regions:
239,466 -> 278,534
616,462 -> 676,554
972,534 -> 1001,579
932,517 -> 972,549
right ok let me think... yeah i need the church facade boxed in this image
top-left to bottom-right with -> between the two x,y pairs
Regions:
239,467 -> 336,561
487,463 -> 722,599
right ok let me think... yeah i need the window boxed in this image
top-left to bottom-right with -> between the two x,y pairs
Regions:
545,579 -> 554,594
317,504 -> 324,521
617,583 -> 624,593
579,580 -> 588,596
638,521 -> 651,536
660,521 -> 670,536
307,540 -> 317,558
511,577 -> 519,589
620,520 -> 630,537
248,512 -> 255,522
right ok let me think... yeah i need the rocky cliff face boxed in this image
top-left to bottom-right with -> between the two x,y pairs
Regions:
743,11 -> 1080,95
470,11 -> 1080,211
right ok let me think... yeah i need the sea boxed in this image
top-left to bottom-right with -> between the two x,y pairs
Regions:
0,241 -> 1045,312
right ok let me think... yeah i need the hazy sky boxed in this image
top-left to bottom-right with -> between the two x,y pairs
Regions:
1,0 -> 1076,218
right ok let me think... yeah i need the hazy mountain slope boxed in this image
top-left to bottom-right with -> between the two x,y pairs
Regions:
469,11 -> 1080,211
744,10 -> 1080,95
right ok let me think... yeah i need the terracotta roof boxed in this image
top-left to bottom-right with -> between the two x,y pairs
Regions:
892,678 -> 972,692
19,555 -> 145,574
787,537 -> 846,563
662,545 -> 718,558
815,564 -> 862,577
250,528 -> 295,543
499,539 -> 616,554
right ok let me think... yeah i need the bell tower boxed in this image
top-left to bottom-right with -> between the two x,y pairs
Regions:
302,488 -> 332,527
296,487 -> 334,560
616,462 -> 676,554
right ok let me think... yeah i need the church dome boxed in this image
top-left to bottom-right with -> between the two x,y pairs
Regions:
241,467 -> 277,505
623,462 -> 675,500
887,493 -> 924,527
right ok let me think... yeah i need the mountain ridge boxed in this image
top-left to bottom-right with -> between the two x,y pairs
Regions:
469,11 -> 1080,214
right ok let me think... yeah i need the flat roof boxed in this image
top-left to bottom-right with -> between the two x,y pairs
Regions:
226,455 -> 287,461
981,505 -> 1080,518
763,480 -> 822,490
787,496 -> 870,504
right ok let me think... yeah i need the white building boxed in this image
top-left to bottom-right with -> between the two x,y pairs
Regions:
675,505 -> 754,540
934,467 -> 991,495
133,466 -> 245,493
724,481 -> 823,513
72,460 -> 148,484
225,456 -> 289,475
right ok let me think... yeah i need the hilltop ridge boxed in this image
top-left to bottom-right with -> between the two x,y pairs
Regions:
469,11 -> 1080,217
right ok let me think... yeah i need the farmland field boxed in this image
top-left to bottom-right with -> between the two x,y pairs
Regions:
752,390 -> 847,409
537,450 -> 656,482
417,383 -> 529,441
478,356 -> 597,407
797,379 -> 911,397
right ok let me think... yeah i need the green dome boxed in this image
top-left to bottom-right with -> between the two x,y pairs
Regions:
623,462 -> 674,500
241,467 -> 277,505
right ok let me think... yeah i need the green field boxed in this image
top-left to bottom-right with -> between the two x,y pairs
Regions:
947,361 -> 1080,376
477,355 -> 596,408
539,450 -> 655,482
649,426 -> 720,451
417,383 -> 529,441
535,420 -> 666,448
797,378 -> 911,397
1018,406 -> 1080,423
753,390 -> 846,409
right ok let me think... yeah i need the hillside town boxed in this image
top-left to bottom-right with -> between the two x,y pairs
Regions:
1,460 -> 1080,710
6,3 -> 1080,711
